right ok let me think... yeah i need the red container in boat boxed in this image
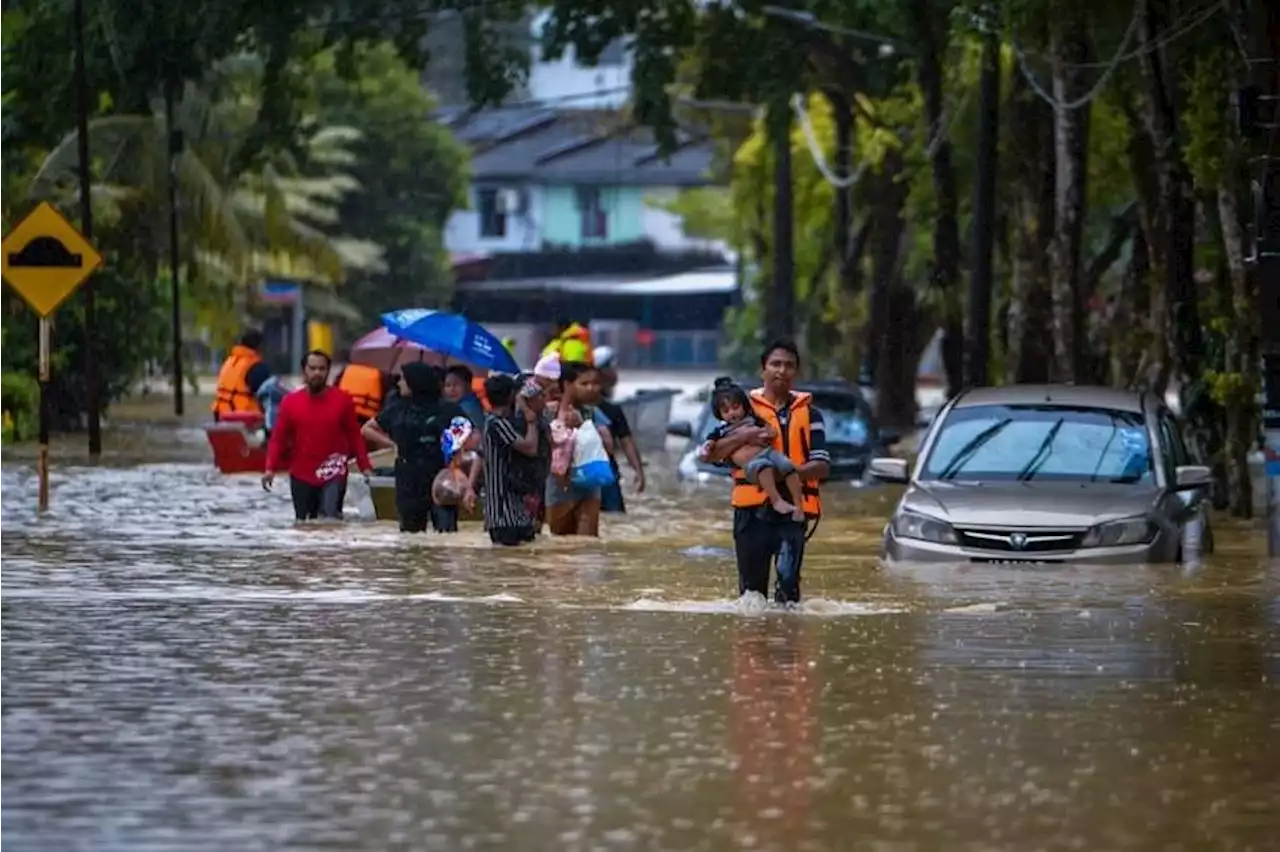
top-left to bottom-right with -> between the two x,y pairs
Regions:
205,412 -> 267,474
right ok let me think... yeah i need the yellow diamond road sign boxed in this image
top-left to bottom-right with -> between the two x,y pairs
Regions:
1,201 -> 103,318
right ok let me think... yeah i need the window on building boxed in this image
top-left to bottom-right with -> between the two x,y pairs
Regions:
576,186 -> 608,240
477,188 -> 507,239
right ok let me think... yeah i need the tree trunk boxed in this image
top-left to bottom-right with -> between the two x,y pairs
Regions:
965,30 -> 1000,388
1005,61 -> 1055,385
767,101 -> 796,343
1137,0 -> 1201,389
1111,225 -> 1149,387
1047,8 -> 1091,384
826,88 -> 865,379
910,0 -> 963,398
1118,94 -> 1165,390
1218,184 -> 1258,517
868,148 -> 915,429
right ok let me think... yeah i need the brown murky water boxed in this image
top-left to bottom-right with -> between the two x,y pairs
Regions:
3,426 -> 1279,851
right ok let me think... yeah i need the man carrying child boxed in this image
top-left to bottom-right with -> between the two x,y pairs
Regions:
698,340 -> 829,604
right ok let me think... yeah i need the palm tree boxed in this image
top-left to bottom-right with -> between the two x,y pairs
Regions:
27,53 -> 382,341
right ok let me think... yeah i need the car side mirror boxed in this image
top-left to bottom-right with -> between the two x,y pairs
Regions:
880,427 -> 902,446
1174,464 -> 1212,490
869,457 -> 910,484
667,420 -> 693,439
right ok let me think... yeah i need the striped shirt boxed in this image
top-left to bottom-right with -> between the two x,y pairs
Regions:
482,413 -> 535,531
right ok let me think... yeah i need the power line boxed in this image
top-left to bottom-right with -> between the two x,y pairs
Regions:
1020,2 -> 1221,70
1011,3 -> 1142,112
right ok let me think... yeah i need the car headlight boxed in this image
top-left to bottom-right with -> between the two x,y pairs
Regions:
891,510 -> 957,544
1080,517 -> 1155,547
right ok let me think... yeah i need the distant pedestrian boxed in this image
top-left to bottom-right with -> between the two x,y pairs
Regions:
263,350 -> 373,521
591,346 -> 645,512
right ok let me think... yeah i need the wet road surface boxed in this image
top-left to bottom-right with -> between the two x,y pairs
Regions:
2,427 -> 1279,851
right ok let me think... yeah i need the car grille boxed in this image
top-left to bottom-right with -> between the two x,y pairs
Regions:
955,527 -> 1085,553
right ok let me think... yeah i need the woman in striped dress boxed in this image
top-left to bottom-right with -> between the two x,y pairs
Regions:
480,373 -> 542,546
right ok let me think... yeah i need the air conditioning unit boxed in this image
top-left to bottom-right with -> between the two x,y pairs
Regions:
496,187 -> 527,216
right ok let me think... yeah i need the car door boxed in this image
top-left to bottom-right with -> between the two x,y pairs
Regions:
1156,408 -> 1206,538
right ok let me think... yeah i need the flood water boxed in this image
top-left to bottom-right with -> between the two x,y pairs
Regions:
3,426 -> 1279,851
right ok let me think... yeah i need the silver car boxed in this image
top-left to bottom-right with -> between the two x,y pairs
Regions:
871,385 -> 1215,565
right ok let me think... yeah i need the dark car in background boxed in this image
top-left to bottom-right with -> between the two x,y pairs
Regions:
668,380 -> 898,483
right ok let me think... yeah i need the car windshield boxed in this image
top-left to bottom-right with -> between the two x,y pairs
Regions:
921,404 -> 1154,483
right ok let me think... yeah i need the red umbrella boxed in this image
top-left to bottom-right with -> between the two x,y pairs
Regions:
348,327 -> 491,377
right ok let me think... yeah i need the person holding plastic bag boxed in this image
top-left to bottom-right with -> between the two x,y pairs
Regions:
430,416 -> 477,530
360,362 -> 472,533
545,362 -> 616,537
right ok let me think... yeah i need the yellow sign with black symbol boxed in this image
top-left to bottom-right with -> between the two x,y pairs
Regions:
1,201 -> 103,317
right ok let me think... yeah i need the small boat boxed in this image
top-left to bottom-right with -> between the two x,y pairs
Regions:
205,412 -> 267,474
614,388 -> 681,454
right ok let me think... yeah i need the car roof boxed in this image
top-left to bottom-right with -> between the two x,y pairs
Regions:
952,384 -> 1147,414
719,377 -> 868,397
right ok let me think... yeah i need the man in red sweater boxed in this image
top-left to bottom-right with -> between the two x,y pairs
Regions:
263,350 -> 373,521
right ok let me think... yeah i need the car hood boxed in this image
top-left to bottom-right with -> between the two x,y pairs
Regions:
902,481 -> 1160,528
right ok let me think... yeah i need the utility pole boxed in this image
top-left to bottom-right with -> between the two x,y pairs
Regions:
73,0 -> 100,456
768,99 -> 796,342
165,79 -> 185,417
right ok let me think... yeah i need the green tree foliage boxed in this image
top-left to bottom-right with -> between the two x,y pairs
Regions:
2,1 -> 480,430
302,42 -> 470,321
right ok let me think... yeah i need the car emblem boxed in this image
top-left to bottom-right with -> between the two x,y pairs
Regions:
1009,533 -> 1028,550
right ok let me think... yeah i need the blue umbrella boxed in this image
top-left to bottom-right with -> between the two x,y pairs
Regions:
381,309 -> 520,374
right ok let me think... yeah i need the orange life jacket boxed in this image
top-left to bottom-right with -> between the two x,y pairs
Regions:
211,345 -> 264,415
336,363 -> 384,420
471,375 -> 493,413
730,388 -> 821,517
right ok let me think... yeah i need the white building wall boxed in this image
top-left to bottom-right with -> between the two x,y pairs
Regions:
526,10 -> 633,108
444,184 -> 546,254
526,48 -> 632,108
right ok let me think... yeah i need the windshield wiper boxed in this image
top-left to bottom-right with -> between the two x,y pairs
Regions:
1089,415 -> 1119,482
937,418 -> 1013,481
1017,417 -> 1065,481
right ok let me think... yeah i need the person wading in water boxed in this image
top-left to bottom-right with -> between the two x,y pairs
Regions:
263,350 -> 373,521
480,373 -> 543,546
546,361 -> 610,537
591,346 -> 645,513
699,340 -> 829,604
360,362 -> 473,534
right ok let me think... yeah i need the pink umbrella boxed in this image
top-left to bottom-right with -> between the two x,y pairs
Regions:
348,327 -> 489,376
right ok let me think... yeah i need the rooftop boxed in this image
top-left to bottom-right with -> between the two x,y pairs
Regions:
457,267 -> 736,297
438,107 -> 715,186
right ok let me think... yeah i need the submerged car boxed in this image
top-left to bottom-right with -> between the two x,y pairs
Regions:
871,385 -> 1214,565
670,380 -> 898,483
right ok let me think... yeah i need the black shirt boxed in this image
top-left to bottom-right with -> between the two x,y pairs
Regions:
596,399 -> 632,444
506,411 -> 550,495
375,400 -> 467,472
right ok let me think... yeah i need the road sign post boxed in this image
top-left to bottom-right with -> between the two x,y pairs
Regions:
37,318 -> 52,512
1,201 -> 104,513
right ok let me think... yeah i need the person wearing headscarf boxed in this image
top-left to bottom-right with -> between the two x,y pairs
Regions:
361,362 -> 472,533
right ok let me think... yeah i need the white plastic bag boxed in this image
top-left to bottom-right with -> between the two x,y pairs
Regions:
344,473 -> 377,521
570,418 -> 617,489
